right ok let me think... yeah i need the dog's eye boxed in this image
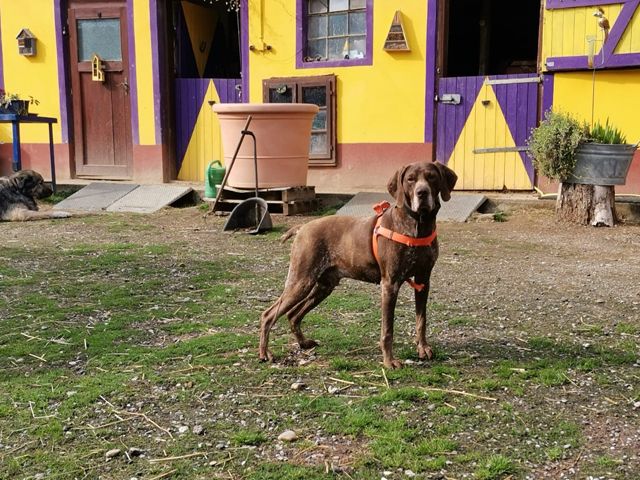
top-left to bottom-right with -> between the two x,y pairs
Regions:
406,176 -> 416,183
427,173 -> 436,181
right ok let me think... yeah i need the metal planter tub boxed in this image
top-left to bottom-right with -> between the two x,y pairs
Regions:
565,143 -> 637,186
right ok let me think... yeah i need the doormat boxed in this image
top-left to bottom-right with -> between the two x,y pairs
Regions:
336,192 -> 486,222
106,184 -> 194,214
54,183 -> 194,214
53,183 -> 138,212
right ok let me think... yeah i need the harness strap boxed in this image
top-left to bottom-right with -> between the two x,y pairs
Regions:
371,201 -> 436,292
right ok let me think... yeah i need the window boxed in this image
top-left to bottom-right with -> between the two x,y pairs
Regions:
297,0 -> 372,68
263,75 -> 337,166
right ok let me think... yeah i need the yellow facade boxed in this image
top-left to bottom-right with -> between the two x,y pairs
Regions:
132,0 -> 158,145
553,69 -> 640,142
0,0 -> 62,143
247,1 -> 428,144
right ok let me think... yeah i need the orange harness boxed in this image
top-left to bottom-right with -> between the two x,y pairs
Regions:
372,201 -> 437,292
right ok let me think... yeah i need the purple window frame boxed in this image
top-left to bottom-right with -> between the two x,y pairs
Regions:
296,0 -> 374,69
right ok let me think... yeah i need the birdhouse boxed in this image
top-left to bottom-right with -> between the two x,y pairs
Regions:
16,29 -> 37,56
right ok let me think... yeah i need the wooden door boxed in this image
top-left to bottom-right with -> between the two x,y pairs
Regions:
435,74 -> 539,190
68,2 -> 132,178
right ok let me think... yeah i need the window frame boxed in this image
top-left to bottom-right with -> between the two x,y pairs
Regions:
263,74 -> 337,166
296,0 -> 374,69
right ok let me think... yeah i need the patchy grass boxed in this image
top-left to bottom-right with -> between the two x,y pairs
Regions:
0,208 -> 639,479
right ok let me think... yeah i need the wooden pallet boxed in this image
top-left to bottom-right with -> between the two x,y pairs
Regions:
211,185 -> 318,216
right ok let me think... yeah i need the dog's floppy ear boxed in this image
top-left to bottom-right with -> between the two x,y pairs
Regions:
10,171 -> 29,191
387,165 -> 409,206
433,162 -> 457,202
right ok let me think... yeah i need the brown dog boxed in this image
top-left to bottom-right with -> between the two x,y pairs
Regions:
0,170 -> 71,221
259,161 -> 457,368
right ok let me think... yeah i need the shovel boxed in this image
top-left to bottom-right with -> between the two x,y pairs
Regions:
221,120 -> 272,234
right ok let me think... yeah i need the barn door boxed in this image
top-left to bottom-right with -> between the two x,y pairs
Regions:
68,2 -> 133,178
435,74 -> 539,190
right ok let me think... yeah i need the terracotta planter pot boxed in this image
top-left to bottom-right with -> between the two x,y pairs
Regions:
213,103 -> 319,189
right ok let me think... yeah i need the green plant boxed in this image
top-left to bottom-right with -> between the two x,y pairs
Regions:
589,118 -> 627,144
527,111 -> 589,182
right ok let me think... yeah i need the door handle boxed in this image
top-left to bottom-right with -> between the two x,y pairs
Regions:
119,77 -> 129,95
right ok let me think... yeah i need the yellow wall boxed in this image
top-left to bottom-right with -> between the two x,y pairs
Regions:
0,0 -> 62,143
553,69 -> 640,142
247,1 -> 427,144
133,0 -> 157,145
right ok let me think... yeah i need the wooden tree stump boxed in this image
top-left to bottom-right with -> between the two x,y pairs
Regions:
556,183 -> 616,226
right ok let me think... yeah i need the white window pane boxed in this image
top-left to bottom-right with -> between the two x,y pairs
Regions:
350,0 -> 366,8
349,36 -> 366,58
308,16 -> 327,39
77,18 -> 122,61
329,0 -> 348,12
310,133 -> 328,154
328,37 -> 348,60
309,0 -> 328,14
307,39 -> 326,59
349,12 -> 366,35
329,13 -> 348,36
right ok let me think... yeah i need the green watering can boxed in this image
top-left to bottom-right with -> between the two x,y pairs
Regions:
205,160 -> 225,198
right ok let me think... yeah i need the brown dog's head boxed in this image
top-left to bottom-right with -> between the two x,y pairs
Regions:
10,170 -> 53,199
387,162 -> 457,215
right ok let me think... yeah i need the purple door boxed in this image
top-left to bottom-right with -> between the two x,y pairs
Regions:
436,74 -> 539,190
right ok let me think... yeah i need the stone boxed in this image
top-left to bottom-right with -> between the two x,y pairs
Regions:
278,430 -> 298,442
106,448 -> 121,459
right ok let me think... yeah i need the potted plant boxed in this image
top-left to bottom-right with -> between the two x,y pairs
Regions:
527,111 -> 636,226
528,112 -> 635,186
0,89 -> 39,116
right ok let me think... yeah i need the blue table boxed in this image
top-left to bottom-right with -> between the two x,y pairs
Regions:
0,114 -> 58,192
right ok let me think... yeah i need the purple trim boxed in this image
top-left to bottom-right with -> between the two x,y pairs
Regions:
149,0 -> 161,145
0,11 -> 5,90
241,0 -> 249,101
435,76 -> 484,165
491,74 -> 538,181
54,1 -> 69,143
295,0 -> 373,69
546,0 -> 640,71
542,73 -> 554,116
546,0 -> 624,9
425,0 -> 437,143
601,0 -> 639,59
127,0 -> 140,145
175,77 -> 242,171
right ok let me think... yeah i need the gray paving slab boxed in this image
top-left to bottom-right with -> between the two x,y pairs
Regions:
106,184 -> 194,213
336,192 -> 486,222
53,183 -> 139,212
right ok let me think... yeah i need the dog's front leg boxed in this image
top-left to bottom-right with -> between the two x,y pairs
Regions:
415,282 -> 434,360
380,280 -> 402,369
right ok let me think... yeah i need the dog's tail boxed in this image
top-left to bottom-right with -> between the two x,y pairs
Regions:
280,225 -> 302,243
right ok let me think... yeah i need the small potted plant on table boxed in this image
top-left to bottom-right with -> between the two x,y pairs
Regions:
528,111 -> 636,226
0,89 -> 39,116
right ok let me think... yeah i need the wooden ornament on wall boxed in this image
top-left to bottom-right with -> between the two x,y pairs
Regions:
383,11 -> 410,52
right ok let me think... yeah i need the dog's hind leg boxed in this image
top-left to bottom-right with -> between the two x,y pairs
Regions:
287,272 -> 338,349
259,282 -> 316,362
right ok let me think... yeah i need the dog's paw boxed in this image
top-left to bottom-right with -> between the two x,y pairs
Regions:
417,344 -> 433,361
52,211 -> 72,218
383,358 -> 403,369
258,349 -> 274,363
